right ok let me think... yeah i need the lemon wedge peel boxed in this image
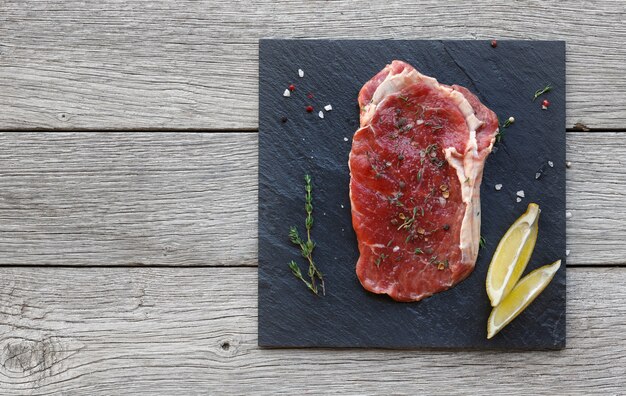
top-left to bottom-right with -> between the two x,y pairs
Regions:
486,203 -> 540,307
487,259 -> 561,339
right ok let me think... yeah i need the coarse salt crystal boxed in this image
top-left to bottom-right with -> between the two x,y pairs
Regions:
566,249 -> 571,256
566,161 -> 572,168
343,137 -> 349,142
393,246 -> 400,252
298,69 -> 304,78
495,184 -> 502,191
516,197 -> 522,203
535,172 -> 542,180
516,190 -> 525,198
341,204 -> 344,208
548,160 -> 554,168
566,211 -> 572,219
318,111 -> 324,119
324,104 -> 333,111
283,89 -> 291,97
416,119 -> 424,125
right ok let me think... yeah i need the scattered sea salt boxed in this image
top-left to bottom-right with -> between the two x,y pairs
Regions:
516,197 -> 522,203
566,249 -> 571,256
516,190 -> 525,198
386,161 -> 392,167
283,89 -> 291,97
416,119 -> 424,125
495,184 -> 502,191
318,111 -> 324,119
343,137 -> 349,142
566,211 -> 572,219
393,246 -> 400,252
548,160 -> 554,168
535,172 -> 542,180
324,104 -> 333,111
298,69 -> 304,78
341,204 -> 344,208
566,161 -> 572,168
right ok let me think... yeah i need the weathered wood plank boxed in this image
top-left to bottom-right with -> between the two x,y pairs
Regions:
0,132 -> 623,266
0,267 -> 624,394
566,133 -> 626,264
1,1 -> 625,130
0,132 -> 258,266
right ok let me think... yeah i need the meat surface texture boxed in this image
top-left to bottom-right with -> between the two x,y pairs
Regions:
349,60 -> 499,302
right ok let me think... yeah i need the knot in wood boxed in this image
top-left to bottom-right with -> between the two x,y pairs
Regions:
0,337 -> 57,378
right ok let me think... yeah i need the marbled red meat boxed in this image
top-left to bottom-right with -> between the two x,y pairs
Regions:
349,61 -> 499,302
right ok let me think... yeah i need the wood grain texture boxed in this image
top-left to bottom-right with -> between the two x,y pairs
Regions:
0,132 -> 258,266
0,266 -> 624,395
566,133 -> 626,265
1,0 -> 625,130
0,132 -> 624,266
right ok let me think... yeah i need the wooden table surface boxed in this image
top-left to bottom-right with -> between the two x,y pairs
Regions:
1,1 -> 625,394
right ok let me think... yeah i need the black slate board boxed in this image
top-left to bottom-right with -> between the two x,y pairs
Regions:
258,40 -> 566,349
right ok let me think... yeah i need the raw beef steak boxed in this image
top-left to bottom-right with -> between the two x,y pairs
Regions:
349,60 -> 499,302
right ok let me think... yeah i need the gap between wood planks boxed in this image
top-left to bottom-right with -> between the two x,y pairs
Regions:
0,263 -> 623,268
0,128 -> 259,133
0,129 -> 626,133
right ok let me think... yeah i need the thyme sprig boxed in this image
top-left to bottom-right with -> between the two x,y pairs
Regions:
425,143 -> 439,155
533,84 -> 552,101
288,174 -> 325,296
397,206 -> 421,231
375,253 -> 388,268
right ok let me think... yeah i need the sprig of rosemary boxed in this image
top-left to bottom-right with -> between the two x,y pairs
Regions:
533,84 -> 552,101
288,174 -> 325,296
479,236 -> 486,249
496,116 -> 515,143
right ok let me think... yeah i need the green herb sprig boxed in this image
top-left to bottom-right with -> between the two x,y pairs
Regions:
288,174 -> 325,295
496,116 -> 515,143
533,84 -> 552,101
397,206 -> 419,231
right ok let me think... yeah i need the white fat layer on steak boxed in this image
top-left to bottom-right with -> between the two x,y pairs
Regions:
362,64 -> 495,269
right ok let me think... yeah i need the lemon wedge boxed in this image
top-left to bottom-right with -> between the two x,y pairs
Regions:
487,259 -> 561,339
486,203 -> 540,307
